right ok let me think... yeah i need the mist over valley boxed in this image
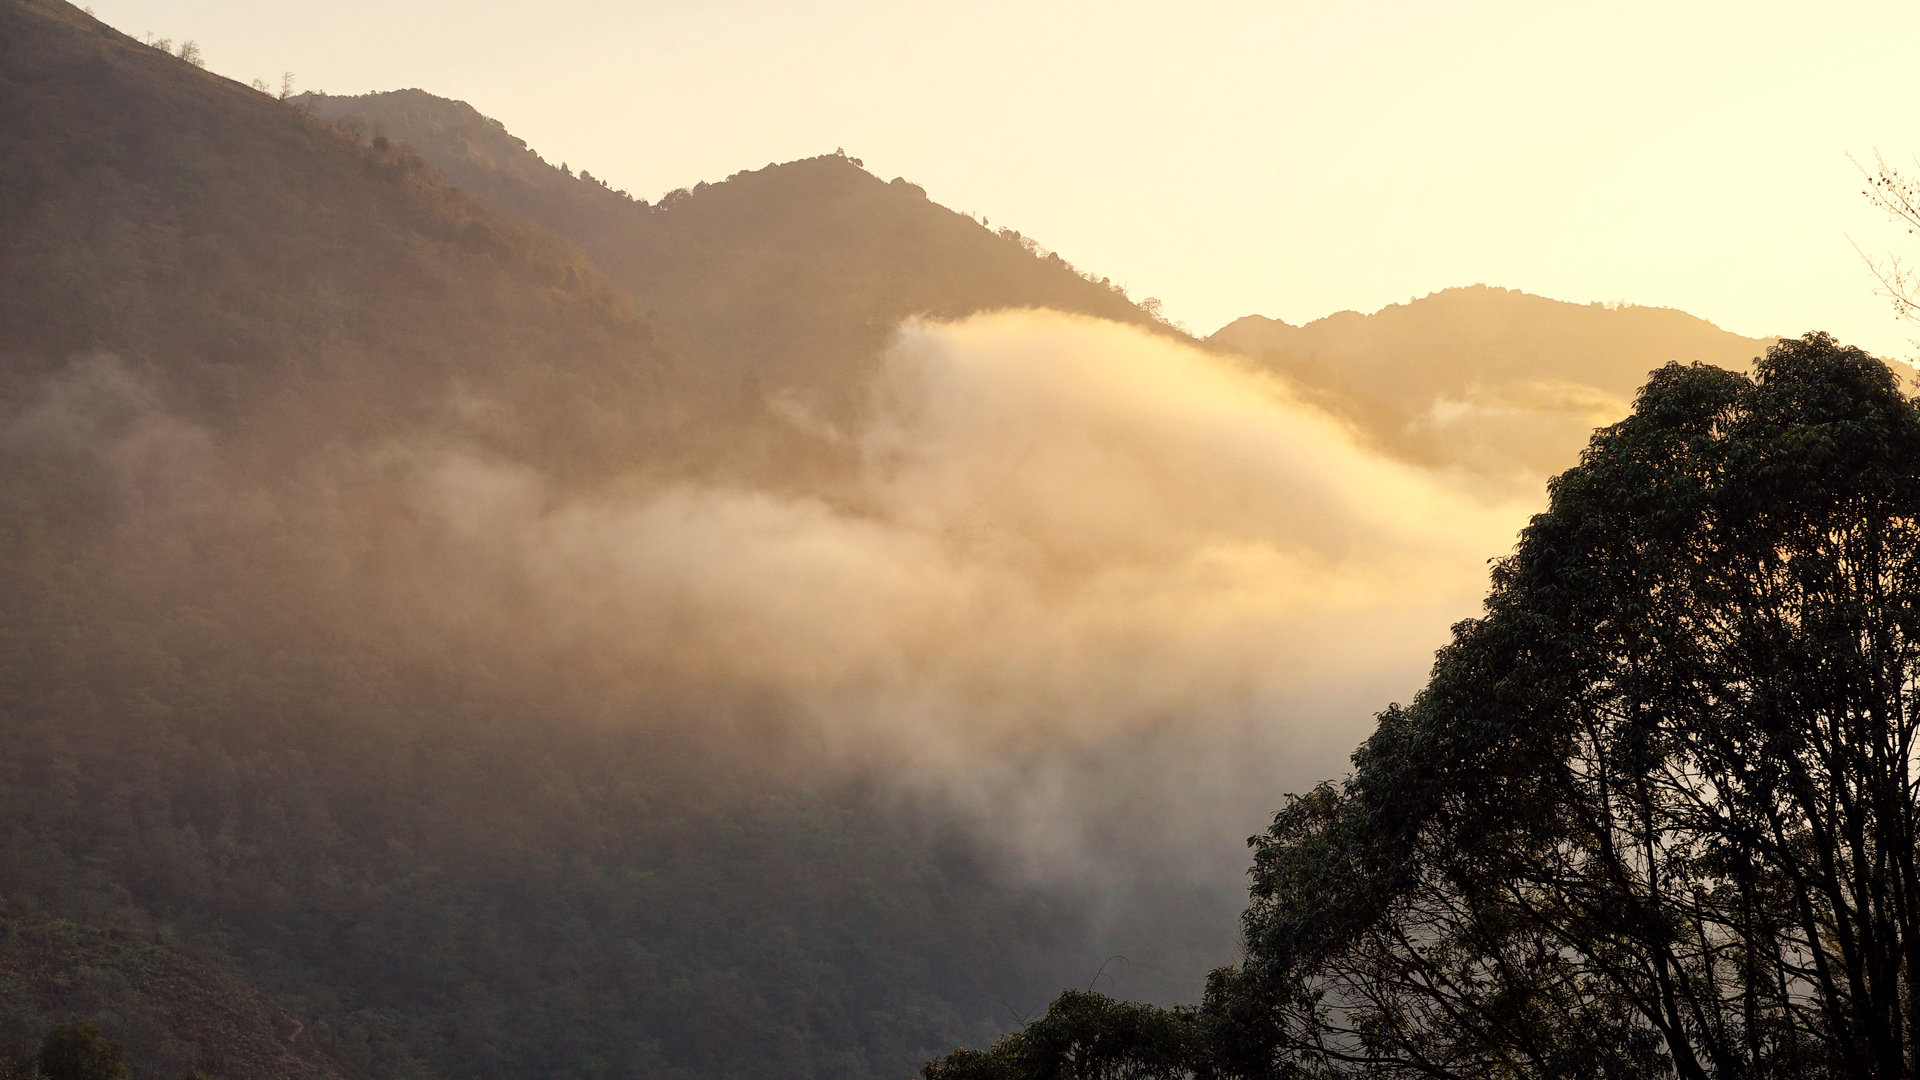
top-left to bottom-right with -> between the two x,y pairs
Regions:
0,4 -> 1805,1077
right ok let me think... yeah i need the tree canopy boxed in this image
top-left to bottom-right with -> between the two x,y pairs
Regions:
928,332 -> 1920,1079
37,1021 -> 129,1080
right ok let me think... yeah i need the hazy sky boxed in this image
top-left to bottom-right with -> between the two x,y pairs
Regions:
95,0 -> 1920,356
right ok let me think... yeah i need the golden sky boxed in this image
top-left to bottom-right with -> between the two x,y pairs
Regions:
97,0 -> 1920,356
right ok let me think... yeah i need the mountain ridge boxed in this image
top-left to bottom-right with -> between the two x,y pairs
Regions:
1211,283 -> 1770,400
299,90 -> 1187,429
1209,283 -> 1775,481
0,0 -> 701,488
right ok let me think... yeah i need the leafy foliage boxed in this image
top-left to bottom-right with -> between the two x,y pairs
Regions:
0,919 -> 345,1080
36,1021 -> 129,1080
1231,333 -> 1920,1079
922,991 -> 1211,1080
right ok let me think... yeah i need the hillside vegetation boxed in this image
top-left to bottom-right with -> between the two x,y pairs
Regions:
0,919 -> 349,1080
301,89 -> 1183,481
1211,286 -> 1772,483
0,0 -> 715,487
0,2 -> 1103,1077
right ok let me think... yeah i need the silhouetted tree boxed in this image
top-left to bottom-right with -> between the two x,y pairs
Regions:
38,1021 -> 129,1080
923,990 -> 1209,1080
1244,332 -> 1920,1079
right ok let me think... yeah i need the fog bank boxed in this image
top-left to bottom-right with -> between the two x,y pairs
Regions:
12,312 -> 1547,903
369,312 -> 1541,891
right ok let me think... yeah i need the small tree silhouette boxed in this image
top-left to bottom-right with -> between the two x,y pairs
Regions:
37,1021 -> 129,1080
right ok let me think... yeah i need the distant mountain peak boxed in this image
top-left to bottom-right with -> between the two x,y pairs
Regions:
1210,285 -> 1775,482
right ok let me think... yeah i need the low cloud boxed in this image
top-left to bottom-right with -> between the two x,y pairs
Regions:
12,313 -> 1549,903
372,311 -> 1543,888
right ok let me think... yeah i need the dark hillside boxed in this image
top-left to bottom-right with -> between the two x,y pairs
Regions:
0,919 -> 352,1080
0,3 -> 1102,1078
302,90 -> 1183,428
0,683 -> 1079,1079
0,0 -> 690,483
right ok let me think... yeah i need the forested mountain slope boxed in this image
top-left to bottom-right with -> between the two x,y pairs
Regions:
300,90 -> 1182,434
1212,286 -> 1773,482
0,2 -> 1109,1077
0,919 -> 352,1080
0,0 -> 712,485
